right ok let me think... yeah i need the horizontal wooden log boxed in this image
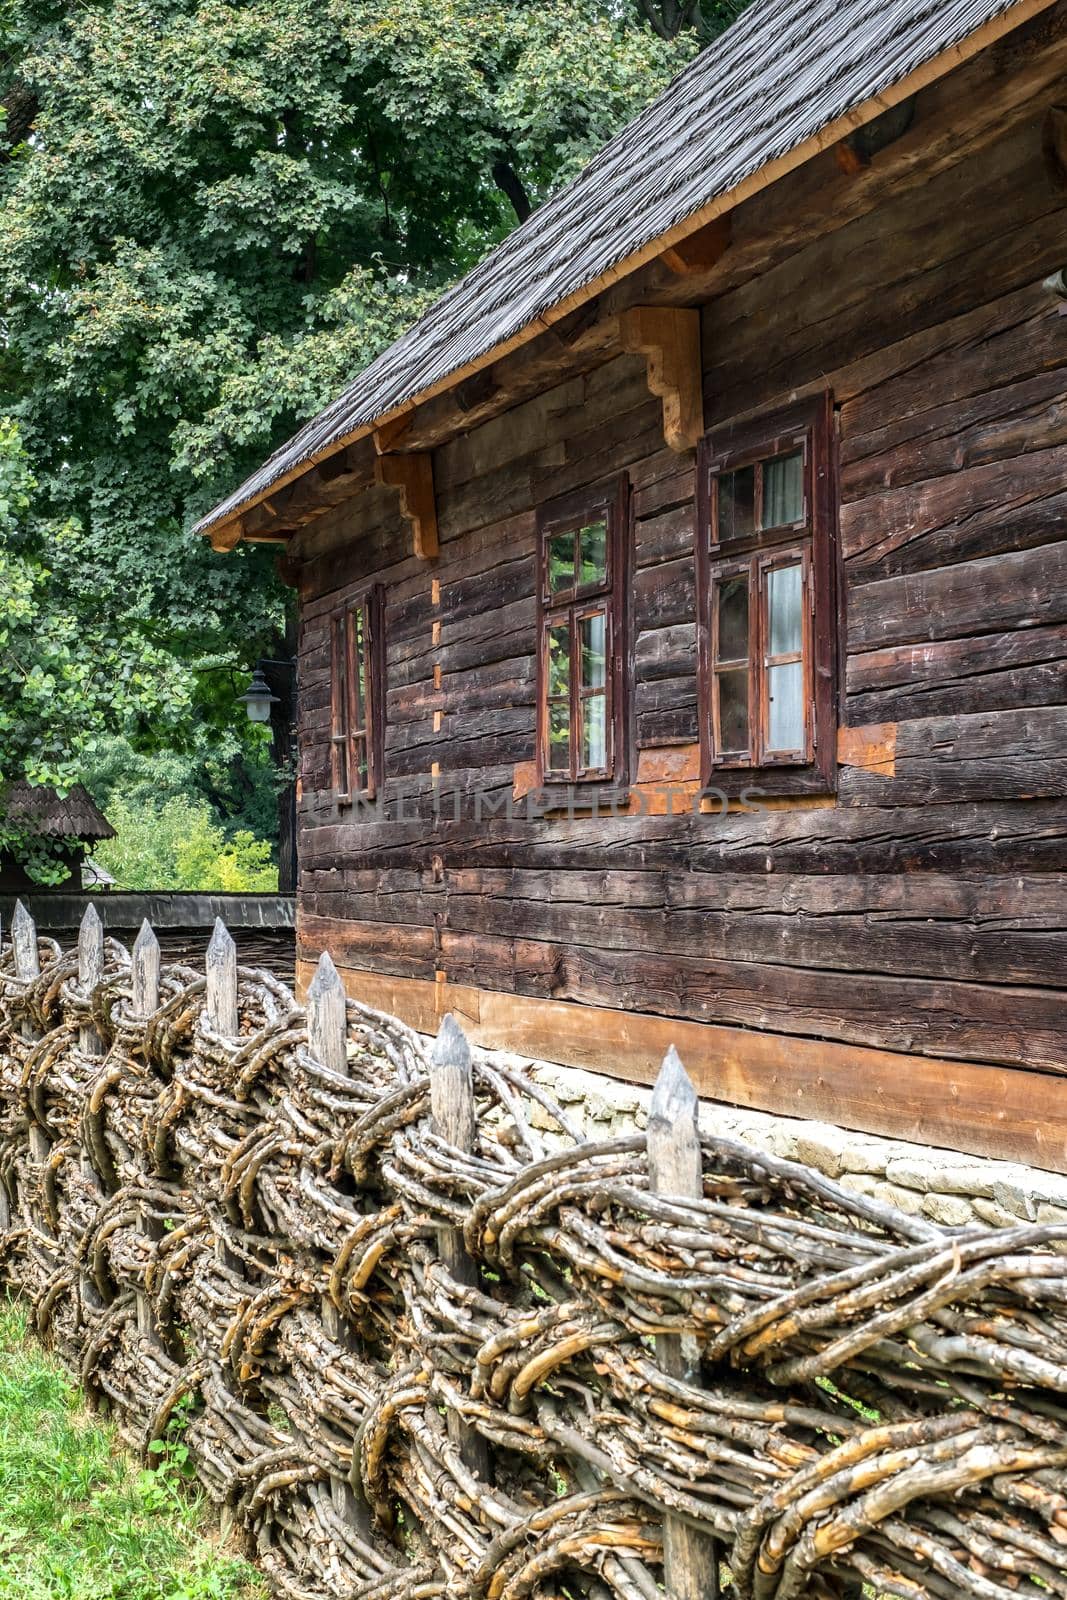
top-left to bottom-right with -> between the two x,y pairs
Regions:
838,706 -> 1067,806
847,541 -> 1067,651
301,867 -> 1067,987
298,800 -> 1067,876
846,623 -> 1067,722
298,912 -> 1067,1070
841,444 -> 1067,579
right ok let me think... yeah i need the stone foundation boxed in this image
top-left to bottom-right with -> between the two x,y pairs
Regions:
469,1042 -> 1067,1231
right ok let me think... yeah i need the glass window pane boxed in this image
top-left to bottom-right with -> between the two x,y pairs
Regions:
767,661 -> 805,752
580,611 -> 607,692
354,737 -> 368,791
350,607 -> 366,727
547,621 -> 570,699
547,700 -> 571,772
548,531 -> 575,594
717,669 -> 749,754
762,452 -> 804,528
333,618 -> 347,731
767,562 -> 803,657
717,466 -> 755,543
716,575 -> 749,663
578,521 -> 608,588
581,696 -> 607,771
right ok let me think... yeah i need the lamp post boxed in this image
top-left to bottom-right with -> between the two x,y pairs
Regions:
239,659 -> 297,895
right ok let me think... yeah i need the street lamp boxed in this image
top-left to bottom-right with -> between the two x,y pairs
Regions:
238,668 -> 280,724
235,658 -> 297,894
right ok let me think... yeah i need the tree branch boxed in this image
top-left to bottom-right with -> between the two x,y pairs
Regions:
491,158 -> 532,223
1,81 -> 38,159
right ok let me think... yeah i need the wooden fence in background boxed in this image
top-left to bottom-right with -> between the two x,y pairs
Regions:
0,901 -> 1066,1600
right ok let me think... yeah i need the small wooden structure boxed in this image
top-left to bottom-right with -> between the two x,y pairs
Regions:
198,0 -> 1067,1171
0,783 -> 114,892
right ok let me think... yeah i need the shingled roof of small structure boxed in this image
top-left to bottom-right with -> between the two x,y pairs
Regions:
196,0 -> 1037,534
3,784 -> 116,842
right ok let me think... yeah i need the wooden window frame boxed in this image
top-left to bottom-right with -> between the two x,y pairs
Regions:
535,476 -> 631,796
329,583 -> 385,804
696,394 -> 838,797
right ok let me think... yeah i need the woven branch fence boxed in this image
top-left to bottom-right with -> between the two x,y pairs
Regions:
1,902 -> 1066,1600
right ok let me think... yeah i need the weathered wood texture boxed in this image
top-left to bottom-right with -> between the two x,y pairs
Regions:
291,55 -> 1067,1159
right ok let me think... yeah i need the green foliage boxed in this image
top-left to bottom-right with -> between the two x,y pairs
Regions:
0,0 -> 724,877
2,0 -> 694,534
0,418 -> 197,880
0,420 -> 278,880
86,731 -> 281,852
0,1297 -> 265,1599
94,795 -> 279,892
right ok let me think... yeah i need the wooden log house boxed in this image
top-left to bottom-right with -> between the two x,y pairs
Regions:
198,0 -> 1067,1171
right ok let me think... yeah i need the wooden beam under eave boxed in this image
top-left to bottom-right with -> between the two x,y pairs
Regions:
209,519 -> 243,553
242,528 -> 293,545
373,411 -> 415,455
659,213 -> 731,275
375,452 -> 439,560
617,305 -> 703,452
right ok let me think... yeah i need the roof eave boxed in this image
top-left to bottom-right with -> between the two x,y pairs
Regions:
197,0 -> 1057,551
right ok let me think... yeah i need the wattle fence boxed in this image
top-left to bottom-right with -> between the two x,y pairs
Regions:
1,901 -> 1066,1600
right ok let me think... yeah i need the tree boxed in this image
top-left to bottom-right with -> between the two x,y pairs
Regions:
93,794 -> 279,892
0,418 -> 185,877
0,1 -> 707,876
1,2 -> 694,530
635,0 -> 746,39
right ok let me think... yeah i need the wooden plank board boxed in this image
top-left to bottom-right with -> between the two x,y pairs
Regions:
295,961 -> 1067,1174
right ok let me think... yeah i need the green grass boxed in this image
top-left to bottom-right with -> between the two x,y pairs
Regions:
0,1300 -> 266,1600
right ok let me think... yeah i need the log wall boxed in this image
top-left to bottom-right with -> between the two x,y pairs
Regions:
290,51 -> 1067,1170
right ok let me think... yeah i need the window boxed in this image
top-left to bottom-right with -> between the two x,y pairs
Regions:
536,477 -> 630,788
330,585 -> 384,802
696,395 -> 837,793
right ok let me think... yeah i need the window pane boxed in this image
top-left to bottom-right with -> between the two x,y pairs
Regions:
333,618 -> 347,728
547,700 -> 571,772
717,466 -> 755,543
350,607 -> 366,727
548,531 -> 575,594
578,521 -> 608,588
581,696 -> 607,771
767,661 -> 805,752
767,562 -> 803,657
580,611 -> 607,692
717,669 -> 749,754
762,452 -> 804,528
354,737 -> 368,791
547,621 -> 570,699
716,575 -> 749,663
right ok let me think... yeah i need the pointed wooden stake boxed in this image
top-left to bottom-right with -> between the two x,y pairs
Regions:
78,903 -> 106,1057
307,951 -> 347,1076
430,1014 -> 477,1154
205,918 -> 238,1037
429,1014 -> 490,1483
12,903 -> 49,1166
131,920 -> 161,1018
11,900 -> 39,980
648,1047 -> 720,1600
131,917 -> 163,1339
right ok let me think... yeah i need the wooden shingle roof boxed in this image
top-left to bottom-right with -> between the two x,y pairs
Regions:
197,0 -> 1045,537
2,784 -> 115,842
